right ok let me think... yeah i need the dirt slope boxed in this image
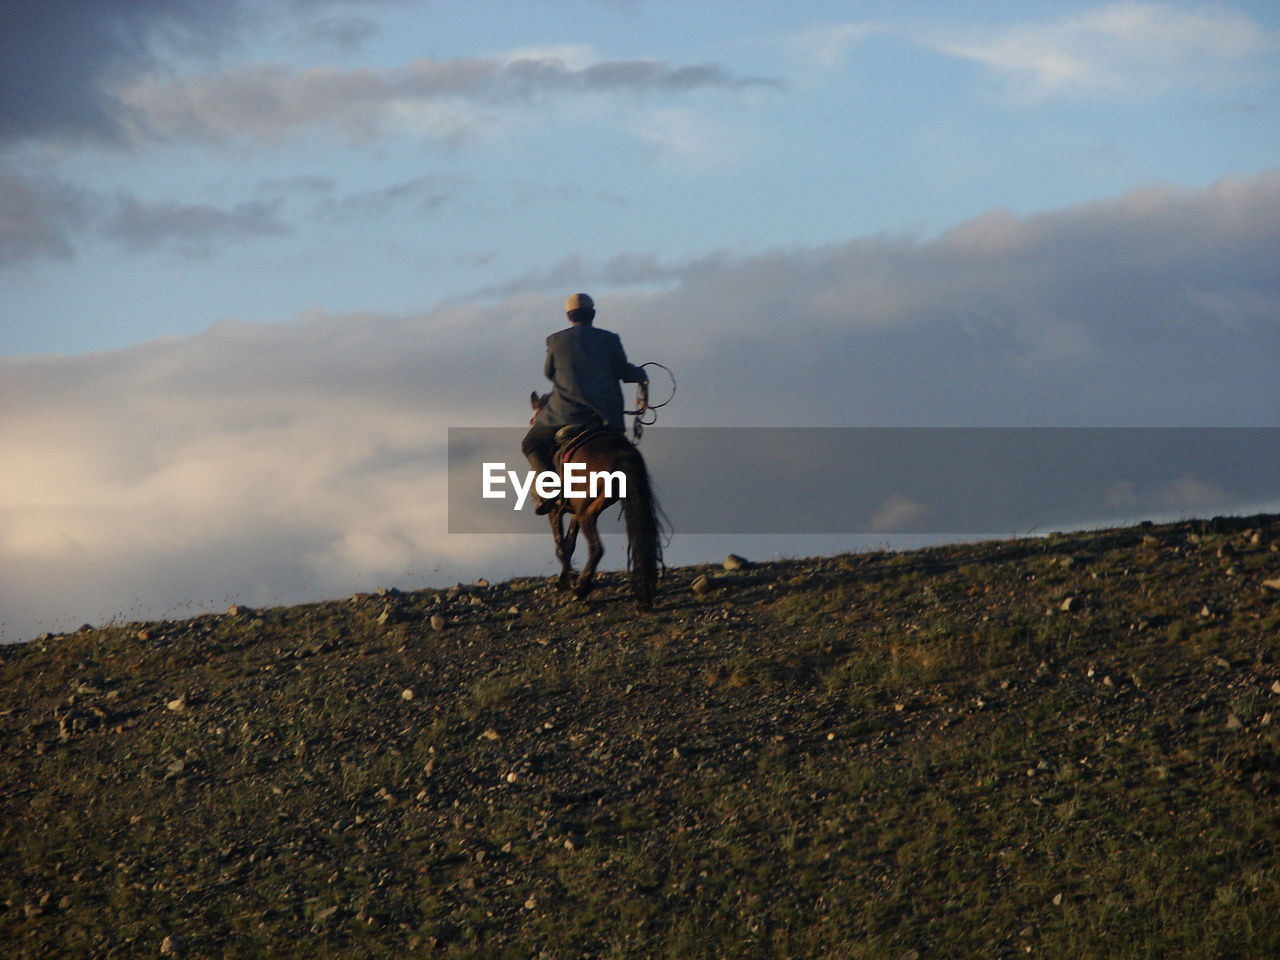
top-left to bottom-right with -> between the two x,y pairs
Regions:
2,515 -> 1278,959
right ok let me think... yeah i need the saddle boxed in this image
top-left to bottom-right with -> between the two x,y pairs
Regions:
553,423 -> 610,469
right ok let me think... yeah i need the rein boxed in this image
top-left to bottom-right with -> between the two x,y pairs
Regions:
625,362 -> 676,442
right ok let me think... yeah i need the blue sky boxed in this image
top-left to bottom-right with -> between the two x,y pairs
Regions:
5,0 -> 1277,355
2,1 -> 1278,639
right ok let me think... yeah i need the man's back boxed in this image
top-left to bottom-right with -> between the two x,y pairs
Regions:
537,323 -> 644,431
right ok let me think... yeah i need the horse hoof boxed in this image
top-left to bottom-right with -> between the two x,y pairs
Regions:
574,582 -> 594,600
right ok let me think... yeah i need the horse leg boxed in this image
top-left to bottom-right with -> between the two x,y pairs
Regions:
555,512 -> 580,592
550,510 -> 573,591
574,505 -> 605,600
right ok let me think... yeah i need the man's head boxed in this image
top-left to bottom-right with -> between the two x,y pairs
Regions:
565,292 -> 595,325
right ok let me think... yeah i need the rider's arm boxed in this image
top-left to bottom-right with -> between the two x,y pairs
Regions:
612,333 -> 647,384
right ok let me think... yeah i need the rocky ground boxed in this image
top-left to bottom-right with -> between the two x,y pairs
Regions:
2,514 -> 1279,959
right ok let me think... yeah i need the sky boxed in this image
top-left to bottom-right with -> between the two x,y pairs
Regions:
2,0 -> 1278,641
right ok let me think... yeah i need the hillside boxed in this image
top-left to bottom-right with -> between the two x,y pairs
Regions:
2,515 -> 1279,959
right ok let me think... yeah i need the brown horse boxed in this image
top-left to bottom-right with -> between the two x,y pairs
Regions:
529,393 -> 662,611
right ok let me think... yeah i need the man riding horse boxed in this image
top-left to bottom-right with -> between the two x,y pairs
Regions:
521,293 -> 648,514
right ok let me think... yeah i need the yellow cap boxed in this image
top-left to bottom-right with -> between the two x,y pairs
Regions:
565,292 -> 594,313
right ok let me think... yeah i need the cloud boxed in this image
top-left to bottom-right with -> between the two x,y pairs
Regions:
297,15 -> 381,53
870,495 -> 928,533
2,171 -> 1278,640
786,22 -> 882,70
632,108 -> 745,170
313,174 -> 471,221
0,170 -> 95,266
101,196 -> 291,256
0,172 -> 297,265
114,52 -> 781,146
928,1 -> 1277,99
0,0 -> 409,150
0,0 -> 253,148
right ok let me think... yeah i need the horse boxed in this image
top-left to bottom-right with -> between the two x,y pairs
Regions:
529,393 -> 663,611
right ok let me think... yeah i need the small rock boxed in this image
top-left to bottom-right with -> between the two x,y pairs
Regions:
165,695 -> 188,714
226,605 -> 251,617
1226,713 -> 1244,731
1262,576 -> 1280,592
507,606 -> 520,615
506,771 -> 518,784
524,895 -> 538,911
723,554 -> 750,571
481,728 -> 501,741
430,615 -> 446,631
160,935 -> 185,956
1059,596 -> 1077,612
377,604 -> 399,625
401,688 -> 415,701
1271,680 -> 1280,695
691,574 -> 711,596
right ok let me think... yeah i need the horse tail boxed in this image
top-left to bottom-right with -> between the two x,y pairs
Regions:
621,445 -> 663,610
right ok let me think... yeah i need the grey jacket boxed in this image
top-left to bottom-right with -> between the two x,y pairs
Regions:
535,323 -> 646,432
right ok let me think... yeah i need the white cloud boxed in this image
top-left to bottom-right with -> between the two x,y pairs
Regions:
871,495 -> 928,532
928,2 -> 1277,99
787,22 -> 882,70
632,108 -> 744,170
2,171 -> 1278,640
